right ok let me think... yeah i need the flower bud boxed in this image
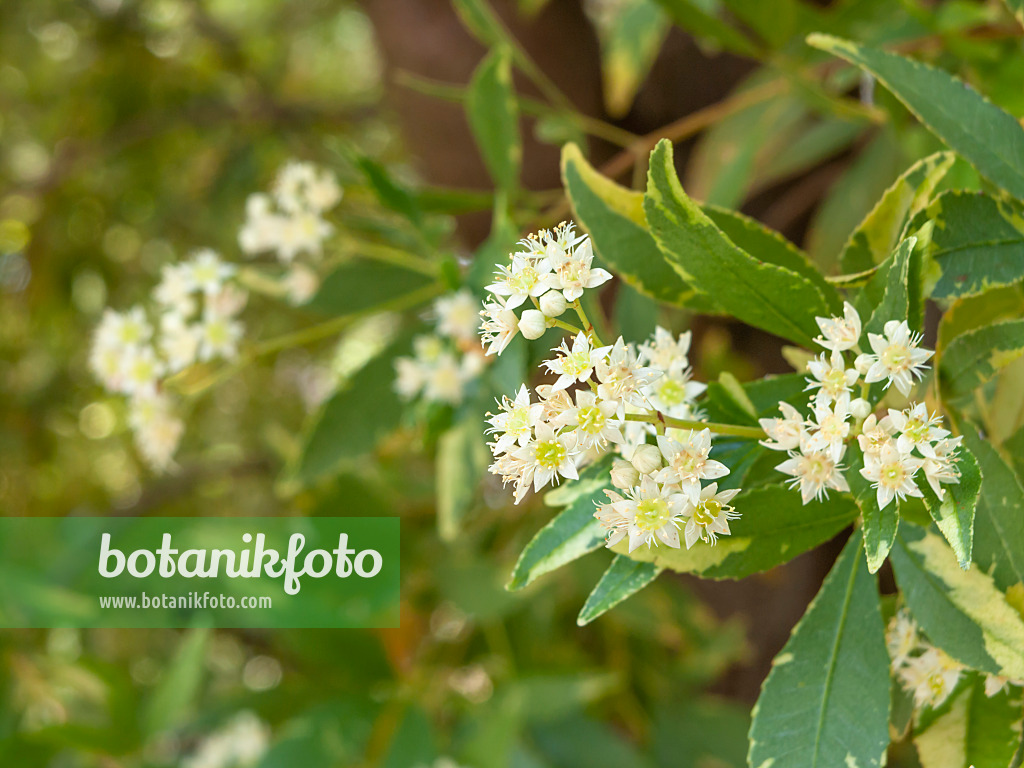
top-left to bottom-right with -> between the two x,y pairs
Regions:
610,459 -> 640,489
849,397 -> 871,419
518,310 -> 548,340
854,353 -> 873,375
631,443 -> 663,475
539,290 -> 567,318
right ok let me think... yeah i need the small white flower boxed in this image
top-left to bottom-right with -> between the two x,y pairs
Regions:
553,389 -> 622,451
857,413 -> 895,458
888,402 -> 950,457
119,344 -> 164,396
610,459 -> 640,490
535,384 -> 575,423
207,284 -> 248,318
479,298 -> 520,356
159,315 -> 201,373
486,254 -> 553,309
422,353 -> 467,405
304,169 -> 342,213
543,237 -> 612,302
631,443 -> 663,475
274,160 -> 318,212
283,264 -> 320,305
543,332 -> 610,391
181,710 -> 270,768
804,396 -> 851,463
186,249 -> 234,295
654,428 -> 729,504
596,337 -> 661,410
394,357 -> 425,400
638,327 -> 692,371
518,309 -> 547,340
97,306 -> 153,349
434,290 -> 482,343
921,436 -> 962,499
886,611 -> 918,668
849,397 -> 871,419
862,320 -> 933,396
129,394 -> 184,473
815,301 -> 862,351
539,290 -> 567,317
898,647 -> 962,709
643,365 -> 705,418
805,348 -> 859,404
153,263 -> 196,316
682,482 -> 741,549
276,209 -> 332,262
776,441 -> 850,504
983,675 -> 1021,698
197,312 -> 244,362
860,440 -> 923,510
486,385 -> 542,455
238,193 -> 285,255
594,489 -> 632,548
512,421 -> 579,493
759,402 -> 806,452
488,452 -> 534,505
618,475 -> 689,552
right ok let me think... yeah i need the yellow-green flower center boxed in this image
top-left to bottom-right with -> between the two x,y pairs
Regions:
693,499 -> 721,527
823,367 -> 847,393
577,405 -> 605,435
882,463 -> 906,486
672,449 -> 702,477
882,344 -> 908,370
657,378 -> 688,407
635,497 -> 670,531
510,266 -> 538,293
535,439 -> 566,469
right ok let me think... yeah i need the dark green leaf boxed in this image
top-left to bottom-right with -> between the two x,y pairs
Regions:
748,531 -> 890,768
141,625 -> 210,736
808,35 -> 1024,201
309,260 -> 438,316
644,139 -> 833,346
917,444 -> 982,570
847,446 -> 899,573
577,555 -> 662,625
864,236 -> 915,336
466,47 -> 521,191
939,319 -> 1024,401
653,0 -> 760,56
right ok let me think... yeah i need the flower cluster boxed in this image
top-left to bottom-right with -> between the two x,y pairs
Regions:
763,302 -> 958,509
478,226 -> 740,553
479,222 -> 612,355
238,160 -> 342,304
89,249 -> 244,471
394,290 -> 487,406
887,610 -> 1019,711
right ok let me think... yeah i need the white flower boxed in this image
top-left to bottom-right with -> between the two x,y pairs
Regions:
197,312 -> 244,362
119,344 -> 164,396
631,443 -> 663,475
803,396 -> 851,463
208,284 -> 248,318
654,429 -> 729,504
422,353 -> 468,405
535,384 -> 575,423
274,160 -> 318,212
860,441 -> 923,510
89,343 -> 125,391
759,402 -> 806,452
543,237 -> 612,302
849,397 -> 871,419
862,320 -> 933,396
283,264 -> 320,305
487,385 -> 542,455
518,309 -> 547,340
129,394 -> 184,473
857,413 -> 895,458
886,611 -> 918,668
479,298 -> 520,356
543,332 -> 610,391
682,482 -> 741,549
596,337 -> 661,410
394,357 -> 425,400
512,421 -> 579,493
638,327 -> 692,371
898,647 -> 962,709
181,710 -> 270,768
815,301 -> 862,351
805,348 -> 859,404
594,489 -> 632,548
488,452 -> 534,505
643,366 -> 705,418
97,306 -> 152,349
539,290 -> 567,317
617,475 -> 689,552
553,389 -> 622,450
983,675 -> 1022,698
435,290 -> 481,342
153,263 -> 196,316
159,315 -> 201,373
776,441 -> 850,504
610,459 -> 640,490
238,193 -> 285,256
186,249 -> 234,295
276,209 -> 332,262
486,254 -> 553,309
888,402 -> 950,457
304,169 -> 342,213
921,436 -> 962,499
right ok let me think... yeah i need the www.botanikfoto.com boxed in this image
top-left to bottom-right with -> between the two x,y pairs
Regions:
98,592 -> 272,610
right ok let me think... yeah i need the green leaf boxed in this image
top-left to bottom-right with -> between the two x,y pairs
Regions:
560,143 -> 715,312
847,446 -> 899,573
507,457 -> 614,590
807,34 -> 1024,201
938,286 -> 1024,351
577,555 -> 662,626
702,372 -> 808,427
437,417 -> 489,542
721,0 -> 798,48
612,484 -> 857,579
748,531 -> 890,768
466,47 -> 521,192
863,236 -> 915,336
961,422 -> 1024,591
141,625 -> 210,736
918,444 -> 982,570
1003,0 -> 1024,26
890,527 -> 1024,679
644,139 -> 833,346
596,0 -> 669,118
913,674 -> 1022,768
840,151 -> 956,274
919,191 -> 1024,299
294,334 -> 413,485
939,319 -> 1024,402
653,0 -> 760,57
309,260 -> 437,316
451,0 -> 506,46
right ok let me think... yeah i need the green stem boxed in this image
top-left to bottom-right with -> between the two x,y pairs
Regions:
342,238 -> 440,276
572,301 -> 604,347
551,318 -> 584,335
623,411 -> 766,440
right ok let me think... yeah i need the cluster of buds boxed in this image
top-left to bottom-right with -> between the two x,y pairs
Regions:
762,302 -> 958,509
887,610 -> 1019,711
238,160 -> 342,304
89,249 -> 244,471
479,222 -> 612,355
394,290 -> 487,406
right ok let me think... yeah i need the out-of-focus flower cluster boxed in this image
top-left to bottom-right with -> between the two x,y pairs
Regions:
180,710 -> 270,768
394,290 -> 487,407
238,160 -> 342,305
476,223 -> 740,554
887,610 -> 1020,712
90,161 -> 341,472
763,302 -> 959,510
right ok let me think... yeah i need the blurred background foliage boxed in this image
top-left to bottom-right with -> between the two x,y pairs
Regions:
2,0 -> 1024,765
